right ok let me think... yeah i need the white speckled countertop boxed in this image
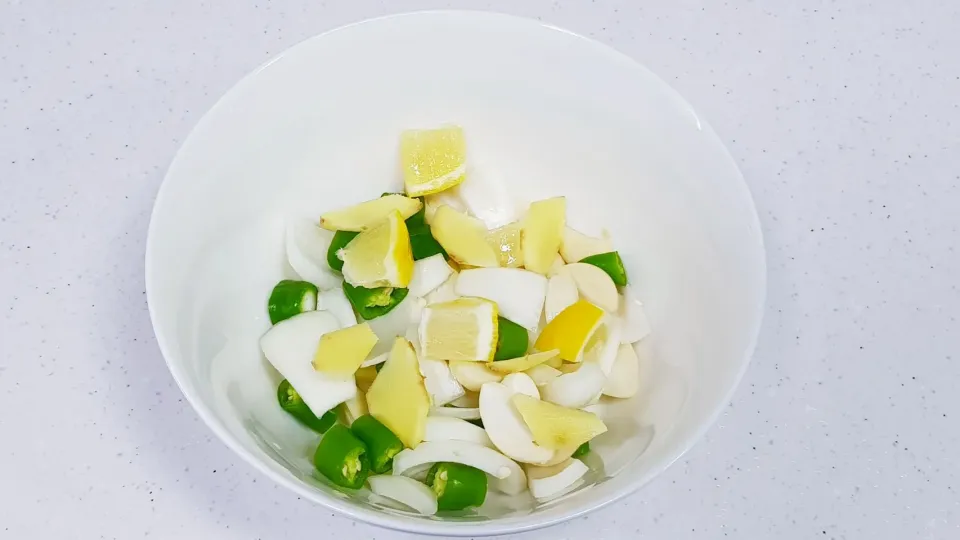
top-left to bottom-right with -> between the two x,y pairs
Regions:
2,1 -> 958,538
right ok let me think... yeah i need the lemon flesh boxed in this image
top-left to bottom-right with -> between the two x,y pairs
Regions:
419,298 -> 499,362
401,126 -> 467,197
339,210 -> 414,288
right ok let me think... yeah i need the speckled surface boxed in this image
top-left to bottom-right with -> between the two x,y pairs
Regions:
1,1 -> 958,538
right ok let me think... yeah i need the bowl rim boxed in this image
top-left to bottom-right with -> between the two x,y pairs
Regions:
145,9 -> 766,536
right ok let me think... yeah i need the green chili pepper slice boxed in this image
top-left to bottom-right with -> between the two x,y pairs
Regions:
572,441 -> 590,458
579,251 -> 628,286
267,280 -> 318,324
343,282 -> 408,320
277,380 -> 336,433
326,230 -> 360,272
404,196 -> 428,234
493,317 -> 528,361
349,414 -> 404,474
313,424 -> 371,489
410,229 -> 448,261
426,462 -> 487,511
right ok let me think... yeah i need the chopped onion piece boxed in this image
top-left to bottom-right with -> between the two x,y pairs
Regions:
525,364 -> 562,386
407,255 -> 453,298
479,382 -> 553,465
526,458 -> 589,500
285,218 -> 341,290
544,272 -> 579,323
360,352 -> 389,368
430,406 -> 481,420
619,286 -> 651,343
316,288 -> 357,327
541,363 -> 606,409
423,416 -> 494,448
455,268 -> 547,330
501,373 -> 539,399
392,440 -> 527,494
367,475 -> 438,515
449,360 -> 503,391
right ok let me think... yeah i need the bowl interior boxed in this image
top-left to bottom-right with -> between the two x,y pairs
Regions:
146,11 -> 764,535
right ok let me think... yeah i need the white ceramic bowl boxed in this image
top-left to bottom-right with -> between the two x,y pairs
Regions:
146,11 -> 765,536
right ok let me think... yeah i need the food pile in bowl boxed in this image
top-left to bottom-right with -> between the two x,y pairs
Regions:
260,125 -> 651,516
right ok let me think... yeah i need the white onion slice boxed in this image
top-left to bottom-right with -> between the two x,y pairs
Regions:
365,295 -> 419,358
425,272 -> 459,305
619,286 -> 651,344
456,164 -> 519,228
449,361 -> 503,391
526,459 -> 589,500
407,254 -> 453,298
563,263 -> 619,313
595,318 -> 623,375
430,406 -> 481,420
360,352 -> 389,368
316,288 -> 357,327
285,218 -> 341,290
501,373 -> 540,399
419,357 -> 466,407
525,364 -> 562,386
541,362 -> 606,408
367,475 -> 438,515
603,344 -> 640,398
423,416 -> 494,448
260,311 -> 356,415
340,393 -> 367,426
392,440 -> 527,494
544,272 -> 579,323
448,391 -> 479,408
559,227 -> 613,263
479,382 -> 553,465
454,268 -> 547,330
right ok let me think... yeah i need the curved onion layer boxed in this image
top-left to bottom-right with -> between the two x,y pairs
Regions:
367,475 -> 438,515
423,416 -> 494,448
392,440 -> 527,494
430,406 -> 481,420
526,458 -> 589,500
541,363 -> 606,409
479,382 -> 553,465
501,373 -> 540,399
285,218 -> 341,290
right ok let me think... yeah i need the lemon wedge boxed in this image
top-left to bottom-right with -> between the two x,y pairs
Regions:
430,205 -> 499,268
522,197 -> 566,274
533,300 -> 605,363
419,298 -> 499,362
400,126 -> 467,197
484,221 -> 524,268
320,194 -> 422,232
338,210 -> 414,288
311,323 -> 379,376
